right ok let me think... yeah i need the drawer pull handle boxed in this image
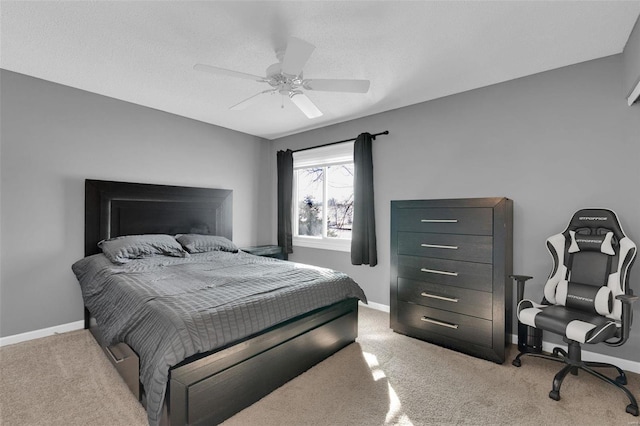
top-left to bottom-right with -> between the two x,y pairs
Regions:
421,317 -> 459,329
420,268 -> 458,277
421,219 -> 458,223
105,345 -> 124,364
421,292 -> 459,303
421,243 -> 458,250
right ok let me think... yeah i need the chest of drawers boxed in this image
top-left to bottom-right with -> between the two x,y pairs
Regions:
390,198 -> 513,363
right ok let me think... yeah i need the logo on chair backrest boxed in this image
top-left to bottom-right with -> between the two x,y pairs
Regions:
566,294 -> 594,303
578,216 -> 608,221
575,238 -> 604,244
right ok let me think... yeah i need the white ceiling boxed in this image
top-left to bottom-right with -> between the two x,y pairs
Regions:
2,1 -> 639,140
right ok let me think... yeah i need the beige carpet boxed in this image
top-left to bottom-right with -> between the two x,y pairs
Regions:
1,307 -> 638,425
0,326 -> 147,426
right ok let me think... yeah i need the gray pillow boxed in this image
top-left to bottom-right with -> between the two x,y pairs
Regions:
175,234 -> 238,254
98,234 -> 188,264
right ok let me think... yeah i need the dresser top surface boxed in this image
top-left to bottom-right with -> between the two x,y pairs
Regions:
392,197 -> 510,209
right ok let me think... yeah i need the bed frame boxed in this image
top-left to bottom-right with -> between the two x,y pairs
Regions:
83,179 -> 359,426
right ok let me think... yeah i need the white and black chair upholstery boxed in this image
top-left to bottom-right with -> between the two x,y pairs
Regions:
512,208 -> 638,416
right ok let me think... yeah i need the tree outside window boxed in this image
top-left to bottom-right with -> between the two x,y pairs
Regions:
295,163 -> 354,240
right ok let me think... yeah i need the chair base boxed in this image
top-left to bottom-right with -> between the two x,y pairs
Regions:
512,340 -> 639,417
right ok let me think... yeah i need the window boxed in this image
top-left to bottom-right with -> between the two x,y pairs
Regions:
293,142 -> 354,252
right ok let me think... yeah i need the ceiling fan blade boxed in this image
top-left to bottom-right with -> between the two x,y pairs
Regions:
230,90 -> 272,110
303,79 -> 370,93
194,64 -> 265,81
290,93 -> 323,119
281,37 -> 315,76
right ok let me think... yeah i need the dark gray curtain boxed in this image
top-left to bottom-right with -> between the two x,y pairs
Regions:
351,133 -> 377,266
277,149 -> 294,254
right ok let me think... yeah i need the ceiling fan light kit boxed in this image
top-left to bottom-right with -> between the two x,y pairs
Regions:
195,36 -> 370,119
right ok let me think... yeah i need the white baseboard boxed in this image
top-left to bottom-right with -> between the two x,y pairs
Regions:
360,300 -> 390,313
509,334 -> 640,374
0,320 -> 84,347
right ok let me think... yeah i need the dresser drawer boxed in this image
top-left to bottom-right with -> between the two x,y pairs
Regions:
395,208 -> 493,235
397,232 -> 493,263
397,255 -> 493,292
397,278 -> 493,320
396,301 -> 493,348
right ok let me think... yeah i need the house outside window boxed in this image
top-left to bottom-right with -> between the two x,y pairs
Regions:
293,142 -> 354,252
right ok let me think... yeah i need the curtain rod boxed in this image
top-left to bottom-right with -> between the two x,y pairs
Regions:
291,130 -> 389,153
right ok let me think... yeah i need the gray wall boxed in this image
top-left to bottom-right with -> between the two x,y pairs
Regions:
270,54 -> 640,361
0,70 -> 272,337
623,15 -> 640,98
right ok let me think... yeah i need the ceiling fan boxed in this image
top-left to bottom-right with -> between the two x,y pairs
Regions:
194,37 -> 370,119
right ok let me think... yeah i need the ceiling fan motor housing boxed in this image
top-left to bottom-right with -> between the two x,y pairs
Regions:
266,62 -> 303,95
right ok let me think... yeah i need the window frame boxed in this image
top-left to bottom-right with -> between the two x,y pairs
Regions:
292,142 -> 354,252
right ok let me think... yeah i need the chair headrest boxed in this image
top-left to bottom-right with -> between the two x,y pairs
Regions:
565,209 -> 626,242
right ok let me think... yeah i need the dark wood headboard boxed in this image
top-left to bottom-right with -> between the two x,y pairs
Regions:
85,180 -> 232,256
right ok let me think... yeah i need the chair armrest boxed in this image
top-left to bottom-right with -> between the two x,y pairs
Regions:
616,294 -> 639,304
510,275 -> 534,282
615,293 -> 637,344
510,275 -> 533,303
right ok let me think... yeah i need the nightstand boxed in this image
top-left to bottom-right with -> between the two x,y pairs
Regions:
241,245 -> 287,260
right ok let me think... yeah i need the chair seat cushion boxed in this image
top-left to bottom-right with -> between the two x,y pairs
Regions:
518,300 -> 618,344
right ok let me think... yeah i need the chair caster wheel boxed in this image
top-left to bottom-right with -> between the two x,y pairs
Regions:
549,390 -> 560,401
512,358 -> 521,367
626,404 -> 639,416
615,375 -> 627,386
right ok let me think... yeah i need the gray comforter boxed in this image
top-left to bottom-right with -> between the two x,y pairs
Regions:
72,251 -> 366,425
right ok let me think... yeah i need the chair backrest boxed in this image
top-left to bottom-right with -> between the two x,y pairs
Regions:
542,209 -> 636,322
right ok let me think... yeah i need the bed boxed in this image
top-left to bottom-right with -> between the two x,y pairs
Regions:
77,179 -> 365,426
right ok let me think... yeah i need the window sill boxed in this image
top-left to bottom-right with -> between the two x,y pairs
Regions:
293,236 -> 351,252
